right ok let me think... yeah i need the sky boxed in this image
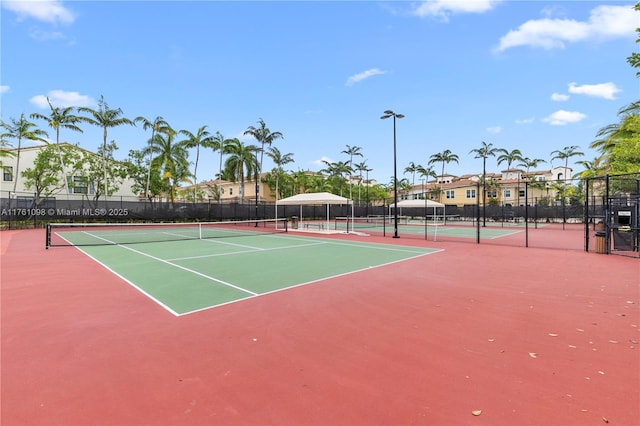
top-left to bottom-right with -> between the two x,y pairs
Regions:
1,0 -> 638,186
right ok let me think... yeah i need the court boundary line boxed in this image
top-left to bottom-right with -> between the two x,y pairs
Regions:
69,230 -> 443,316
81,231 -> 259,297
180,248 -> 444,316
168,240 -> 330,262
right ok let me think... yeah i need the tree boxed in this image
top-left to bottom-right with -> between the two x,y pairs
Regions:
0,136 -> 16,177
223,138 -> 259,201
404,161 -> 419,186
354,160 -> 370,203
551,145 -> 584,224
178,125 -> 215,201
626,2 -> 640,75
243,119 -> 283,201
0,114 -> 48,193
428,149 -> 459,181
266,146 -> 294,218
70,141 -> 130,205
496,148 -> 523,171
497,148 -> 525,206
145,128 -> 190,204
428,149 -> 459,202
135,116 -> 171,199
321,160 -> 352,197
210,131 -> 234,182
22,144 -> 81,204
30,98 -> 84,193
342,144 -> 363,204
518,156 -> 547,206
470,141 -> 499,225
78,95 -> 134,198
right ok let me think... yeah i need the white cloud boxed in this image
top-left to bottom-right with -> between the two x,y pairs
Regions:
345,68 -> 386,86
411,0 -> 501,21
30,90 -> 95,109
2,0 -> 75,25
515,117 -> 535,124
0,85 -> 9,94
551,93 -> 569,102
486,126 -> 502,134
542,110 -> 587,126
313,156 -> 334,167
496,5 -> 636,52
29,28 -> 66,41
568,82 -> 621,100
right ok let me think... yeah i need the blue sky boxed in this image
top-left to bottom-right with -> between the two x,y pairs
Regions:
1,0 -> 638,185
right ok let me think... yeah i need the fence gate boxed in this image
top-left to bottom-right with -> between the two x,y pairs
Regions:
586,173 -> 640,258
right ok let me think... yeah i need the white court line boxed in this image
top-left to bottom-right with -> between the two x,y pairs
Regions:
80,231 -> 258,296
180,248 -> 444,316
168,241 -> 329,262
268,233 -> 433,255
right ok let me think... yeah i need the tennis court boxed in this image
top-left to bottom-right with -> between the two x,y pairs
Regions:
334,216 -> 522,240
47,219 -> 439,315
2,224 -> 638,425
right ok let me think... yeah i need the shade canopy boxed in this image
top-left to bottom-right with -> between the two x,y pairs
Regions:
276,192 -> 352,205
392,199 -> 444,208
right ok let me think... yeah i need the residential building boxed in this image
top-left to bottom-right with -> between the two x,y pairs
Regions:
402,166 -> 572,207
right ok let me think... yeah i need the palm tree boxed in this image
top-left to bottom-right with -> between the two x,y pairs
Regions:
551,145 -> 584,225
404,161 -> 419,186
135,116 -> 171,199
470,141 -> 499,225
428,149 -> 459,181
78,96 -> 134,198
210,131 -> 234,181
497,148 -> 524,206
30,98 -> 84,193
266,146 -> 294,219
0,114 -> 49,193
354,160 -> 370,203
342,144 -> 363,203
321,160 -> 352,196
223,138 -> 259,201
416,164 -> 437,201
178,125 -> 215,201
516,156 -> 545,208
496,148 -> 523,171
145,128 -> 189,204
243,119 -> 283,202
428,149 -> 459,202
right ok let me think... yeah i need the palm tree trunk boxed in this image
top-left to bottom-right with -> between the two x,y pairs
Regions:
12,136 -> 21,194
55,128 -> 70,194
193,144 -> 200,202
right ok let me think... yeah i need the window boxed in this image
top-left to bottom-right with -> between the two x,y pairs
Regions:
503,189 -> 511,198
229,187 -> 233,196
487,190 -> 497,198
70,176 -> 89,194
466,189 -> 476,199
3,166 -> 13,182
446,190 -> 455,199
519,190 -> 525,197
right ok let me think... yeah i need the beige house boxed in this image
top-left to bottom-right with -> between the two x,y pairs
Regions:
402,166 -> 571,207
1,143 -> 139,201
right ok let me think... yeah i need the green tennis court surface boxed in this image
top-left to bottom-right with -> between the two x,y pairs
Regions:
335,219 -> 522,239
66,231 -> 439,315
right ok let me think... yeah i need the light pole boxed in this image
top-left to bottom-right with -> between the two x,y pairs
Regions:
381,110 -> 404,238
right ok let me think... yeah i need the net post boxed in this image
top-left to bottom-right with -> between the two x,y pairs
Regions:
45,223 -> 51,249
198,222 -> 202,240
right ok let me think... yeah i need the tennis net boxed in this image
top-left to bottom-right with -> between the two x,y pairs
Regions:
46,218 -> 288,248
334,215 -> 410,230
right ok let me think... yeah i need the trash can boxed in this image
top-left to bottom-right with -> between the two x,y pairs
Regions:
291,216 -> 299,229
595,231 -> 606,254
